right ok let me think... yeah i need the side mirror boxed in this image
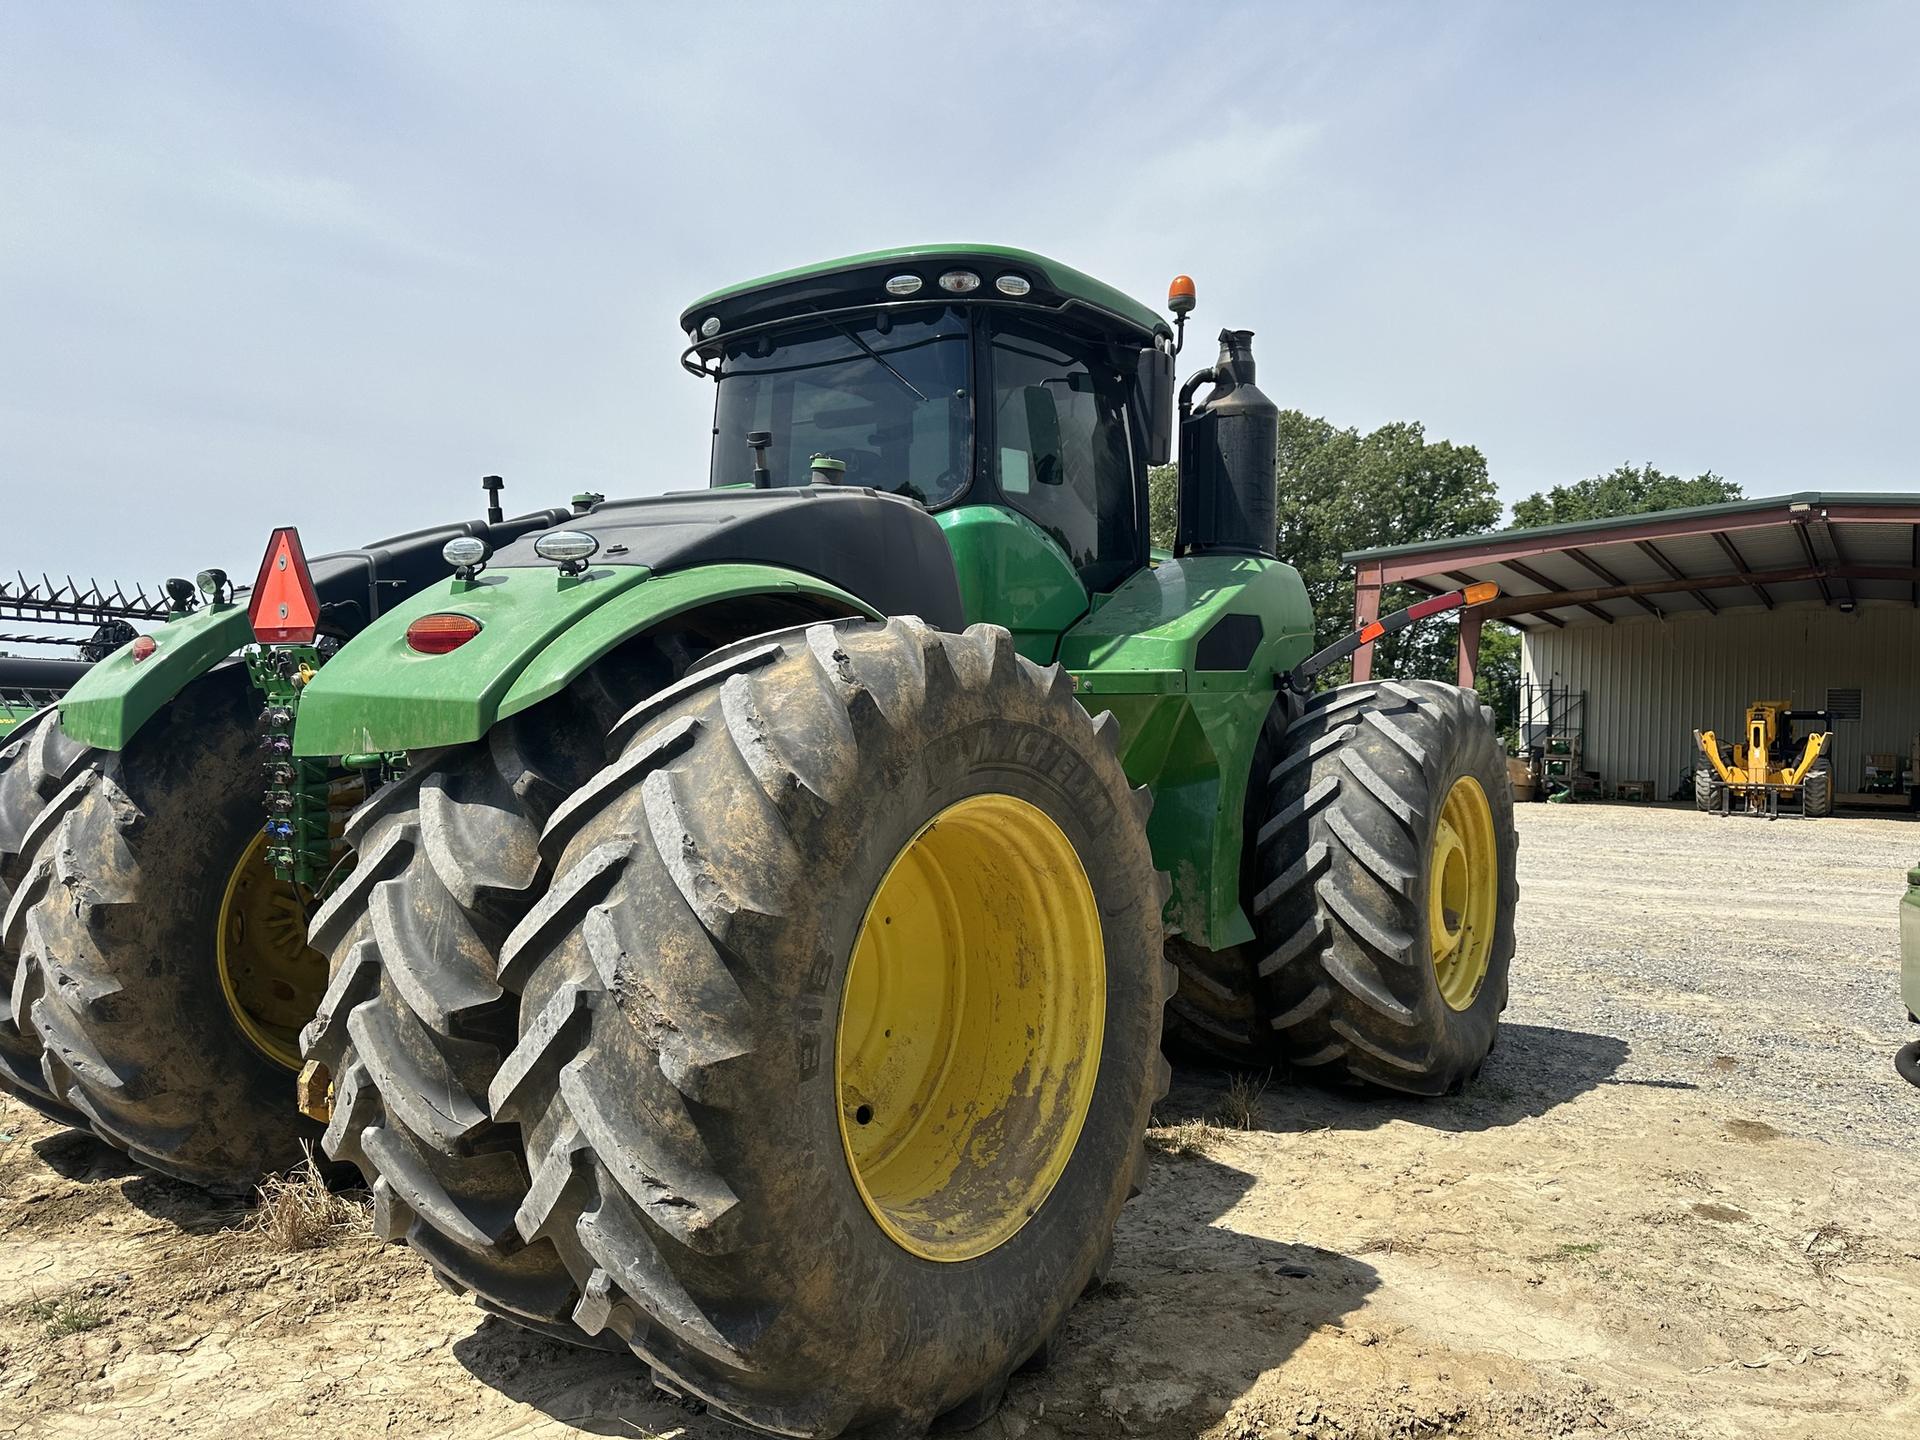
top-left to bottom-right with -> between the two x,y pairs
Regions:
1022,386 -> 1064,485
1138,345 -> 1174,465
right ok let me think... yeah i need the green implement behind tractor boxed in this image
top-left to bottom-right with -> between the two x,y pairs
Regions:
3,245 -> 1518,1436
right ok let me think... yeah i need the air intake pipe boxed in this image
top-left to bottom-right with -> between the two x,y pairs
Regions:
1175,329 -> 1278,558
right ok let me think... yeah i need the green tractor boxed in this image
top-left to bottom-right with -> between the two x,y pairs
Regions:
2,246 -> 1517,1435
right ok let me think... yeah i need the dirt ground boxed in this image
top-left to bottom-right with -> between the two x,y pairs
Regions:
3,803 -> 1917,1439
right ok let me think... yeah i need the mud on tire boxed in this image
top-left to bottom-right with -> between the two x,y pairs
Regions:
3,671 -> 322,1189
0,710 -> 94,1127
1253,679 -> 1518,1095
486,619 -> 1170,1437
300,644 -> 681,1341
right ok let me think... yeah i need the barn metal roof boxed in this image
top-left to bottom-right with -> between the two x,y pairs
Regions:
1345,492 -> 1920,632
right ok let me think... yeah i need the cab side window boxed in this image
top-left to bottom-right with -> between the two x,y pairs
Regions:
989,320 -> 1142,589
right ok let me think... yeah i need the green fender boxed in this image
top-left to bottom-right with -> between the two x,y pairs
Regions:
58,602 -> 253,751
292,562 -> 881,757
1058,555 -> 1315,950
934,504 -> 1087,662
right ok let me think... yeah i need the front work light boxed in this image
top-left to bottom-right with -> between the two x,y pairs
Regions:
439,537 -> 491,572
533,530 -> 601,574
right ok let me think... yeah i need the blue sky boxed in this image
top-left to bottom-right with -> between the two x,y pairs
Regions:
2,2 -> 1915,589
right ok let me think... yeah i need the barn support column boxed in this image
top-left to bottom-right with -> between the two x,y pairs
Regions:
1458,610 -> 1484,689
1352,562 -> 1382,682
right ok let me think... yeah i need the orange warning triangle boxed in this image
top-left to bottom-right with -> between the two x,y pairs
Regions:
249,527 -> 321,643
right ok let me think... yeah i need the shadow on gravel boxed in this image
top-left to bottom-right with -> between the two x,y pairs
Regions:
1172,1021 -> 1635,1136
448,1149 -> 1377,1440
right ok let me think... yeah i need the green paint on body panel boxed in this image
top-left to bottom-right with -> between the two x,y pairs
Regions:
58,602 -> 253,750
936,505 -> 1088,662
293,566 -> 650,756
1061,556 -> 1315,948
293,562 -> 879,757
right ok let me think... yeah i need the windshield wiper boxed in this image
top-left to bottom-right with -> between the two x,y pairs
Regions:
823,317 -> 928,402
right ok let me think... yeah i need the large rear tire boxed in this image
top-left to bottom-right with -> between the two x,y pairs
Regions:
300,646 -> 679,1341
0,711 -> 94,1127
1253,680 -> 1518,1094
488,619 -> 1168,1436
3,671 -> 326,1189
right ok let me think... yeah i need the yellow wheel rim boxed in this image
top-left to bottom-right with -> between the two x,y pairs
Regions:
835,794 -> 1104,1263
215,832 -> 329,1070
1428,775 -> 1498,1012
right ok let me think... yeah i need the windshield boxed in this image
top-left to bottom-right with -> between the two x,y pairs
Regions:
709,307 -> 972,506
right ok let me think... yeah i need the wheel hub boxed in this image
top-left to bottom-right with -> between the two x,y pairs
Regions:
217,832 -> 330,1070
1428,775 -> 1498,1011
836,794 -> 1103,1263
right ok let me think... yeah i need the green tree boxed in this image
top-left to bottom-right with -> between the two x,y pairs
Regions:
1511,463 -> 1741,529
1148,462 -> 1178,551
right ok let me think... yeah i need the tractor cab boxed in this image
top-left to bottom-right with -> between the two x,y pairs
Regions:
680,247 -> 1176,597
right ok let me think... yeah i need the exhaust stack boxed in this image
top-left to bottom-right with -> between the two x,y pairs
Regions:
1175,329 -> 1279,558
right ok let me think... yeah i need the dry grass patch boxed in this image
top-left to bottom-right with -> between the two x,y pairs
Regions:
1147,1116 -> 1232,1158
1221,1070 -> 1270,1130
250,1145 -> 368,1252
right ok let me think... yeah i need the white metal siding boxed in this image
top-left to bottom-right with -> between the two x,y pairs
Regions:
1519,604 -> 1920,795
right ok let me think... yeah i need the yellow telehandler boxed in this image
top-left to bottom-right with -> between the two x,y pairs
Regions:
1695,700 -> 1833,818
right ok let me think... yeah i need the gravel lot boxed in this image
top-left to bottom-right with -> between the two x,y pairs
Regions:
2,801 -> 1917,1439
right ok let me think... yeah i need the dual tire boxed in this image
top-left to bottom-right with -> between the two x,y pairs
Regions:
308,619 -> 1169,1435
1165,680 -> 1518,1095
0,671 -> 324,1189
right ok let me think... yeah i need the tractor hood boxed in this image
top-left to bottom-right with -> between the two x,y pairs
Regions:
509,485 -> 963,627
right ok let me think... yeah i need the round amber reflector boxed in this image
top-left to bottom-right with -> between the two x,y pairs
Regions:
405,613 -> 482,655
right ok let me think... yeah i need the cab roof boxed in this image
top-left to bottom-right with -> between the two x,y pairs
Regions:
678,244 -> 1171,345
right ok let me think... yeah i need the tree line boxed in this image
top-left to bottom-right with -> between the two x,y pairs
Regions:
1146,421 -> 1740,725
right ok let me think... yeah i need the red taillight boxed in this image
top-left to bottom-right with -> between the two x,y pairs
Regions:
130,635 -> 157,662
405,613 -> 482,654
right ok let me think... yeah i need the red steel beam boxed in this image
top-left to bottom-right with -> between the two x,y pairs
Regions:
1476,562 -> 1920,622
1370,501 -> 1815,586
1806,516 -> 1854,607
1352,561 -> 1382,682
1636,539 -> 1717,615
1566,548 -> 1663,618
1711,531 -> 1771,610
1792,524 -> 1833,605
1501,557 -> 1615,624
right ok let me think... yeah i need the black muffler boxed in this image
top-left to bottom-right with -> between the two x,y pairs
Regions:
1175,328 -> 1279,558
